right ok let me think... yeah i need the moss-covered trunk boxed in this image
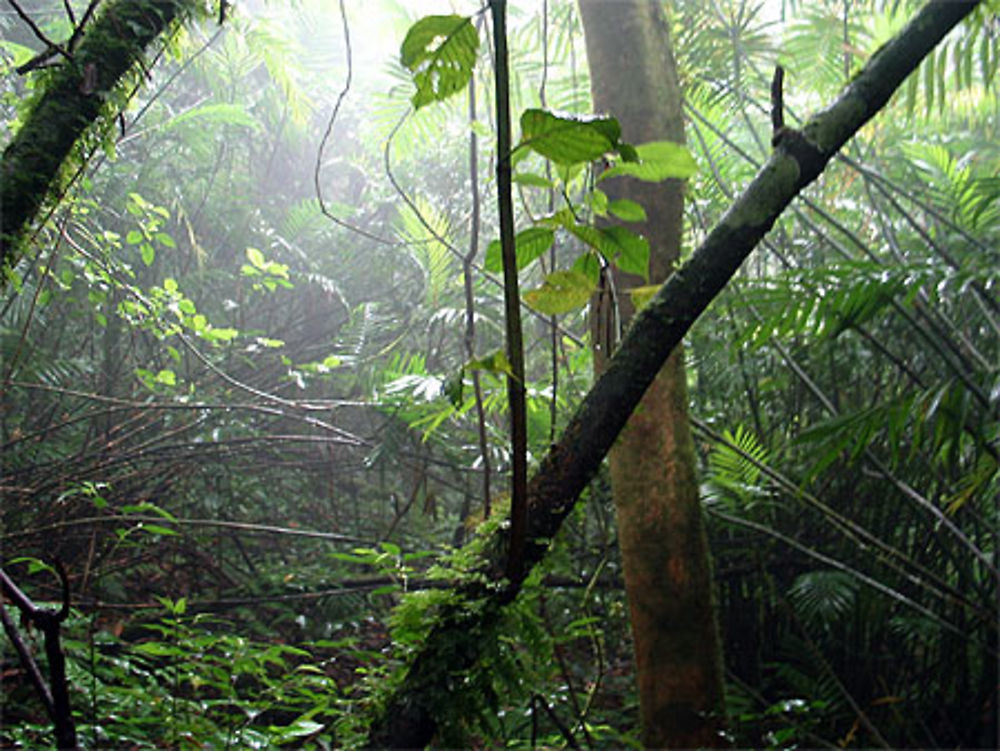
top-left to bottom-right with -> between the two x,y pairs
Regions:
578,1 -> 726,746
1,0 -> 200,269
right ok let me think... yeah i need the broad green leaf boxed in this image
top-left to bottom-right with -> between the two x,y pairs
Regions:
572,251 -> 602,285
126,229 -> 143,244
401,15 -> 479,110
140,243 -> 155,266
484,227 -> 555,273
600,140 -> 697,182
524,270 -> 595,315
563,223 -> 649,281
600,227 -> 649,279
519,109 -> 623,165
512,172 -> 554,188
608,198 -> 647,222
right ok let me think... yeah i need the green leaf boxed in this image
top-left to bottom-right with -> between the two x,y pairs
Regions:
133,642 -> 184,656
524,270 -> 595,315
519,109 -> 623,165
139,523 -> 177,536
512,172 -> 554,188
401,15 -> 479,110
563,224 -> 649,281
600,226 -> 649,279
466,349 -> 514,377
140,243 -> 155,266
572,251 -> 602,285
600,140 -> 697,182
121,501 -> 176,521
126,229 -> 143,245
155,369 -> 176,386
588,188 -> 609,216
484,227 -> 555,273
608,198 -> 647,222
246,247 -> 266,269
380,541 -> 402,556
277,719 -> 325,740
203,327 -> 238,343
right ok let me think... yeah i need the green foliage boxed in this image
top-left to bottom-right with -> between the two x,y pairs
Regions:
484,227 -> 554,273
518,108 -> 635,165
2,1 -> 997,748
523,269 -> 593,315
3,606 -> 341,748
599,140 -> 698,182
706,424 -> 769,507
400,15 -> 479,110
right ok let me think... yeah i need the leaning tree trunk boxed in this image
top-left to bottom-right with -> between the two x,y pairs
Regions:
0,0 -> 200,270
363,2 -> 979,746
578,2 -> 726,747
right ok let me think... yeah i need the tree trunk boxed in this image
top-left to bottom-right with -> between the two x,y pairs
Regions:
0,0 -> 200,268
578,2 -> 727,746
364,2 -> 979,746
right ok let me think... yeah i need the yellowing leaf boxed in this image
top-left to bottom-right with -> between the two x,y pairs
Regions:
524,271 -> 595,315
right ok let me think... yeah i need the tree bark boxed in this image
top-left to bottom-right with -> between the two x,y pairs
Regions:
0,0 -> 200,269
577,1 -> 726,747
364,2 -> 980,746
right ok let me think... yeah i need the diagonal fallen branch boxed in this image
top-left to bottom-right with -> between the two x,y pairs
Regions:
364,2 -> 982,746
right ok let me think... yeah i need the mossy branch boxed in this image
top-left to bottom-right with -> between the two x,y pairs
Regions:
1,0 -> 202,272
